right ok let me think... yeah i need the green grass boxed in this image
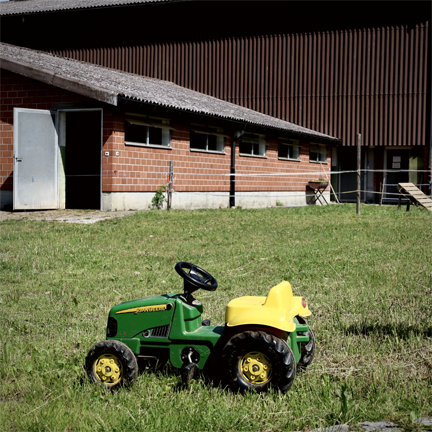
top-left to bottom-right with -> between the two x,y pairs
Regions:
0,204 -> 431,431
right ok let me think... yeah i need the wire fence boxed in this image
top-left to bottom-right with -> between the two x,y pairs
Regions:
3,168 -> 431,203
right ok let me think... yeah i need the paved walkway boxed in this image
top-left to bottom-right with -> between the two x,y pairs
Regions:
294,418 -> 432,432
0,209 -> 139,224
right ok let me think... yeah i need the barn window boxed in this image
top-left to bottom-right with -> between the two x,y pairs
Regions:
309,144 -> 327,163
239,133 -> 266,157
190,125 -> 226,153
125,116 -> 171,147
278,138 -> 300,160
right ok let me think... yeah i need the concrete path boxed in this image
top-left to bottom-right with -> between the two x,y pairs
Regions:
292,417 -> 432,432
0,209 -> 139,224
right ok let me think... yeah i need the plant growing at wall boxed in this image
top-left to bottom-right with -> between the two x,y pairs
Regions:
151,185 -> 167,209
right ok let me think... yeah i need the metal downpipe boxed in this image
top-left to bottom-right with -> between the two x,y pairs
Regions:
230,130 -> 245,208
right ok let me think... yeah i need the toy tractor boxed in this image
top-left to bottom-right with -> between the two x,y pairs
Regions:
85,262 -> 315,393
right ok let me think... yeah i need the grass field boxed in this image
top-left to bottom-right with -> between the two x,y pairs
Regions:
0,204 -> 431,431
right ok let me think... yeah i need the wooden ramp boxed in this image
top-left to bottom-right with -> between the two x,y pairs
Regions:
397,183 -> 432,211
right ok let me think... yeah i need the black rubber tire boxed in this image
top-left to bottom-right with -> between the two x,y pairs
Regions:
222,331 -> 296,393
85,340 -> 138,390
296,317 -> 316,370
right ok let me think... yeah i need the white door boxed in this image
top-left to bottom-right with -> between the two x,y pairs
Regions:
13,108 -> 59,210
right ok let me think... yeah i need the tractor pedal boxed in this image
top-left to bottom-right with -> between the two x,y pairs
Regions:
181,362 -> 200,383
202,319 -> 211,326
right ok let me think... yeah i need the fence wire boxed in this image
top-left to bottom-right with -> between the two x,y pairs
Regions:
2,168 -> 431,200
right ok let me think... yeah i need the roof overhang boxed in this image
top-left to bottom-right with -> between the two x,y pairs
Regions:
0,42 -> 340,145
0,56 -> 118,106
0,0 -> 175,17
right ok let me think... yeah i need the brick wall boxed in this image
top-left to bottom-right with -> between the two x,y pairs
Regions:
235,139 -> 329,192
103,124 -> 331,193
103,122 -> 232,193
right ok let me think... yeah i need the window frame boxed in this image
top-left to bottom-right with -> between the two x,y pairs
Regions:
309,143 -> 328,163
124,114 -> 172,149
190,124 -> 227,154
278,138 -> 301,161
239,132 -> 267,158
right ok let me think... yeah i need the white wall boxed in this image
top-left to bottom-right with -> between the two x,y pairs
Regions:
102,191 -> 330,211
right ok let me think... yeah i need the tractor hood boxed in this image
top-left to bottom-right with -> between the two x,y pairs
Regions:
109,294 -> 177,315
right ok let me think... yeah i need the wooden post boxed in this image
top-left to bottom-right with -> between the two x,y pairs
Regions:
167,161 -> 174,211
379,174 -> 386,206
357,133 -> 361,215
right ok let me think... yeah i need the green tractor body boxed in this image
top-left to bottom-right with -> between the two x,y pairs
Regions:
107,294 -> 223,369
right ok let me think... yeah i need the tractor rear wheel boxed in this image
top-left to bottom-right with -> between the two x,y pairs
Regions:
222,331 -> 296,393
85,340 -> 138,390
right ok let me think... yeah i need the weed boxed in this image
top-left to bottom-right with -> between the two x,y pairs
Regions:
151,185 -> 167,209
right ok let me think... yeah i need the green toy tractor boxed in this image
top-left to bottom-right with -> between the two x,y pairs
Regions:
85,262 -> 315,393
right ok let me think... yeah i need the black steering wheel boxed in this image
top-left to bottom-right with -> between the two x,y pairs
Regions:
175,262 -> 218,293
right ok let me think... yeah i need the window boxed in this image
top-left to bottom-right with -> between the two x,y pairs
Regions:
239,133 -> 266,157
190,125 -> 226,152
125,115 -> 171,147
309,144 -> 327,163
278,138 -> 300,160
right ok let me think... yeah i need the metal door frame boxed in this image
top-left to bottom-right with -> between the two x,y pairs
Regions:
57,108 -> 103,211
382,146 -> 412,203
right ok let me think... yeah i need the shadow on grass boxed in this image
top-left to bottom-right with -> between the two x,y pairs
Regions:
343,321 -> 432,339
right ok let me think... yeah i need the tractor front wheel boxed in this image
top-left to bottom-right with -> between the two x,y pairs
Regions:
222,331 -> 296,393
85,340 -> 138,390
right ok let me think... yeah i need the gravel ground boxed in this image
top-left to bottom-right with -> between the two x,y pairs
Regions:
0,209 -> 140,224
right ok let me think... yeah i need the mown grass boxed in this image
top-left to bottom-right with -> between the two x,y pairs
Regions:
0,204 -> 431,431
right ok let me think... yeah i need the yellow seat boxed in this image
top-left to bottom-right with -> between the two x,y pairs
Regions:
225,281 -> 311,332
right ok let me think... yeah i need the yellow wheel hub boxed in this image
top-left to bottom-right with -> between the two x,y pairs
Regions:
94,354 -> 123,385
240,351 -> 272,384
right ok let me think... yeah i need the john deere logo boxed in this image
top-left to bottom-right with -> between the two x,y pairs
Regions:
116,304 -> 168,315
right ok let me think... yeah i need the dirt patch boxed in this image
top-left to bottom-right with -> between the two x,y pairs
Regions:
0,209 -> 140,224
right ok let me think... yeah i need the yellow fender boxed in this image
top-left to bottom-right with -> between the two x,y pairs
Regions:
225,281 -> 311,333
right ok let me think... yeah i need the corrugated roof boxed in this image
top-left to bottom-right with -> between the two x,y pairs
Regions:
0,43 -> 339,142
0,0 -> 170,16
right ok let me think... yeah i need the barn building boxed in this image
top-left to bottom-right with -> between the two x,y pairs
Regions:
0,43 -> 338,210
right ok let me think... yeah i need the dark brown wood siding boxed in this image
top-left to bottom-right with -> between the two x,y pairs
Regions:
49,23 -> 430,147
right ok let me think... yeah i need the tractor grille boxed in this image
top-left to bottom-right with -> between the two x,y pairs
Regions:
151,324 -> 171,338
106,317 -> 118,337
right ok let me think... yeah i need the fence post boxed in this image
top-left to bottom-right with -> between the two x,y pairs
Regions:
357,133 -> 361,215
167,161 -> 174,211
379,183 -> 383,206
379,174 -> 386,206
